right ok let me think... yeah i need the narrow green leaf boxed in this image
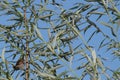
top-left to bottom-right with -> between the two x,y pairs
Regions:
33,24 -> 44,41
91,49 -> 97,65
98,38 -> 106,50
87,31 -> 96,43
1,47 -> 5,63
101,22 -> 117,37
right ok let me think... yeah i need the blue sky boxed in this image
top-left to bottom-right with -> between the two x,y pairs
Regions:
0,0 -> 120,80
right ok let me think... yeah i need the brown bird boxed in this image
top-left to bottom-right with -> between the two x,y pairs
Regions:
13,58 -> 24,70
11,57 -> 25,75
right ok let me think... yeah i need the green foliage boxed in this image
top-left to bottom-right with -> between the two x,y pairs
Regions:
0,0 -> 120,80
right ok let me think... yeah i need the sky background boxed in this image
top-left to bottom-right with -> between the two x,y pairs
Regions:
0,0 -> 120,80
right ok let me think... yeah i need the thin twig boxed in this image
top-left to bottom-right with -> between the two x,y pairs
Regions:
23,7 -> 29,80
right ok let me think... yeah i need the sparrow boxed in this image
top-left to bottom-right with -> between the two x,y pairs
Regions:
13,58 -> 24,70
11,58 -> 24,75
